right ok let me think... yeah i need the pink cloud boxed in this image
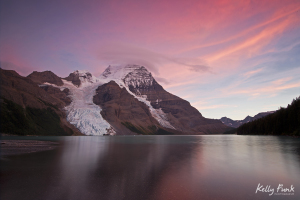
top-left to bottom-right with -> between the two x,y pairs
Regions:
179,4 -> 300,54
94,0 -> 300,52
206,14 -> 299,63
227,78 -> 300,97
243,68 -> 263,78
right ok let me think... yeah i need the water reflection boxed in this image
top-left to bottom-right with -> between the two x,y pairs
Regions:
1,135 -> 300,200
44,137 -> 110,200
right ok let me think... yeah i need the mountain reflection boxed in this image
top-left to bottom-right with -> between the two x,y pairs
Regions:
49,136 -> 200,200
1,135 -> 300,200
45,136 -> 110,200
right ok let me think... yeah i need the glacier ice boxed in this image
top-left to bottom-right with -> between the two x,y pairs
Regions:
43,71 -> 115,136
62,80 -> 115,135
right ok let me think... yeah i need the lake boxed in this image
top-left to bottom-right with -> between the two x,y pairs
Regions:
1,135 -> 300,200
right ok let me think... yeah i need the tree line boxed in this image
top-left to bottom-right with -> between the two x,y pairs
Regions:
237,96 -> 300,136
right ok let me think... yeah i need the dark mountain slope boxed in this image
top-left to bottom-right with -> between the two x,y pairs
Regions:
93,81 -> 180,135
0,69 -> 80,136
99,65 -> 229,134
237,97 -> 300,136
27,71 -> 64,86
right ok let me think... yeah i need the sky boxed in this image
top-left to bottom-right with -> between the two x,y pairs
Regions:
1,0 -> 300,120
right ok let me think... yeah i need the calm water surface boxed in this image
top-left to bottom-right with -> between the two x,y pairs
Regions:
1,135 -> 300,200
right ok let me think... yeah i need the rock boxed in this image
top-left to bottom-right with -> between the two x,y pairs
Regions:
64,72 -> 81,87
93,81 -> 165,135
27,71 -> 64,86
39,85 -> 72,106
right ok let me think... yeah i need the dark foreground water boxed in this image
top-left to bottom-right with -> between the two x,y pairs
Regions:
1,135 -> 300,200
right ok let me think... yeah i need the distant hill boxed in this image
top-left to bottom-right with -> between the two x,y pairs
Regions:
220,111 -> 275,128
237,97 -> 300,136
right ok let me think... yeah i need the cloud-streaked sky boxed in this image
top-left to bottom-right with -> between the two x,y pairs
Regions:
1,0 -> 300,120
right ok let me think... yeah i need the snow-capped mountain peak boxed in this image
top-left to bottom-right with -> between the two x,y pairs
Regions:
65,70 -> 100,88
99,64 -> 175,130
73,70 -> 100,87
99,64 -> 153,88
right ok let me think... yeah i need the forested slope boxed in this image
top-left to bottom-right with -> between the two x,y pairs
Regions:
237,97 -> 300,136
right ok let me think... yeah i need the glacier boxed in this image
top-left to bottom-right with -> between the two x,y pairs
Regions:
62,80 -> 115,135
43,65 -> 175,135
43,71 -> 115,136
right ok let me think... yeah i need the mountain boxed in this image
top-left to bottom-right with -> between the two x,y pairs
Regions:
237,97 -> 300,136
93,81 -> 172,135
0,68 -> 81,136
220,111 -> 275,128
219,117 -> 243,128
1,65 -> 230,136
97,65 -> 229,135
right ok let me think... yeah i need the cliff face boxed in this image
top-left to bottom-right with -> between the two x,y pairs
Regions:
93,81 -> 178,135
127,76 -> 226,134
0,69 -> 81,136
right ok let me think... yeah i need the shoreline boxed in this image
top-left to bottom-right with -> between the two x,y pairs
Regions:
1,140 -> 59,157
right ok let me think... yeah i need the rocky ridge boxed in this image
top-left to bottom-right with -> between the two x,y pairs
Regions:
27,71 -> 64,86
220,111 -> 275,128
0,68 -> 81,136
64,70 -> 100,87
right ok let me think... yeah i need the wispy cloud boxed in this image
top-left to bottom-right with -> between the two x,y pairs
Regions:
243,68 -> 263,78
192,100 -> 237,110
154,76 -> 170,85
206,16 -> 298,63
96,42 -> 211,75
195,104 -> 235,110
180,5 -> 300,54
228,77 -> 300,97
